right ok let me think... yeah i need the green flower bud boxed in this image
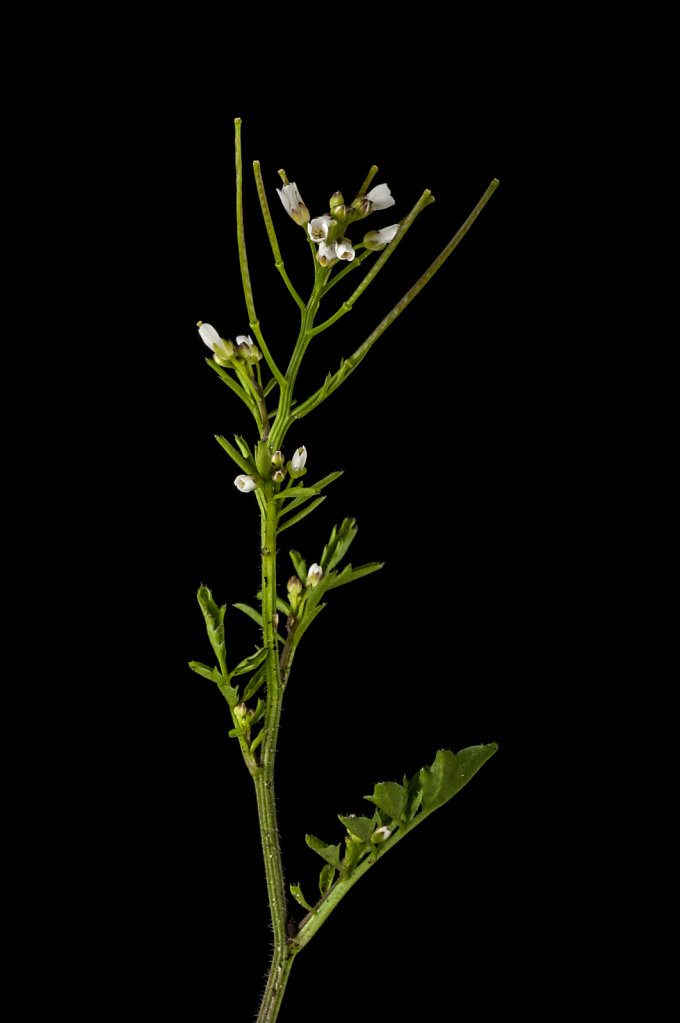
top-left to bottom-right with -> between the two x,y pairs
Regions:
329,190 -> 345,212
287,575 -> 303,611
371,825 -> 392,844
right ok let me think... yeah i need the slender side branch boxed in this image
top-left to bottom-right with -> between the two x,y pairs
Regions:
253,160 -> 306,316
235,118 -> 257,324
235,120 -> 285,389
294,179 -> 500,418
309,189 -> 435,337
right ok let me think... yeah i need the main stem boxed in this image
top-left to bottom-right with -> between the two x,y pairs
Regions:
255,489 -> 297,1023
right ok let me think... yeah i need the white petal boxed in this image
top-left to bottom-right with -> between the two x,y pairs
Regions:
197,322 -> 221,351
291,445 -> 307,470
308,215 -> 332,242
336,238 -> 355,261
317,240 -> 338,265
236,334 -> 254,346
234,474 -> 258,492
366,183 -> 395,210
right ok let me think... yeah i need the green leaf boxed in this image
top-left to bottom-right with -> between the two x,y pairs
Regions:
319,863 -> 336,896
278,496 -> 327,534
243,663 -> 267,701
305,834 -> 344,873
234,434 -> 254,462
230,646 -> 268,678
402,771 -> 424,824
233,602 -> 286,643
188,661 -> 221,683
364,781 -> 408,821
289,551 -> 307,585
324,562 -> 385,590
321,517 -> 358,573
274,486 -> 320,502
249,729 -> 265,754
291,604 -> 326,649
419,745 -> 498,815
197,586 -> 227,674
290,882 -> 315,913
250,698 -> 266,726
338,815 -> 375,844
218,682 -> 240,709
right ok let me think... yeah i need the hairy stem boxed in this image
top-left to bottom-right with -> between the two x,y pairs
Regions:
255,490 -> 297,1022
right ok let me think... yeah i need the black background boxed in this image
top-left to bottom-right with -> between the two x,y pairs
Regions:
52,28 -> 578,1022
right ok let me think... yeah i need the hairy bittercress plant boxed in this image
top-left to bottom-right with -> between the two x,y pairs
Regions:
190,118 -> 499,1023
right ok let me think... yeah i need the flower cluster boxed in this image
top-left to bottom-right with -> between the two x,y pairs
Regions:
230,445 -> 308,495
277,180 -> 400,267
197,322 -> 262,368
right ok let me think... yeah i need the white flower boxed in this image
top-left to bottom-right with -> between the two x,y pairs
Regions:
291,446 -> 307,471
197,321 -> 221,350
336,238 -> 355,261
371,825 -> 393,844
197,321 -> 234,364
276,182 -> 310,225
306,563 -> 323,588
236,334 -> 253,347
317,240 -> 338,266
234,474 -> 259,492
365,183 -> 395,211
308,215 -> 333,242
363,224 -> 400,250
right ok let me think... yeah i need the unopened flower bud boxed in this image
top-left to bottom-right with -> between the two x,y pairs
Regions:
306,563 -> 323,588
271,450 -> 285,469
234,702 -> 250,727
234,474 -> 259,493
287,574 -> 303,611
272,467 -> 286,483
329,190 -> 345,212
371,825 -> 392,844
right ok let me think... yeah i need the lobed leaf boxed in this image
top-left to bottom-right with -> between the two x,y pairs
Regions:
305,834 -> 344,873
290,882 -> 315,913
230,646 -> 268,678
338,815 -> 376,844
419,745 -> 498,815
364,781 -> 408,821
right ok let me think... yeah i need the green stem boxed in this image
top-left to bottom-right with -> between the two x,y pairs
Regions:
268,267 -> 330,450
254,489 -> 296,1022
